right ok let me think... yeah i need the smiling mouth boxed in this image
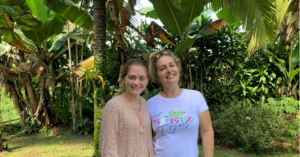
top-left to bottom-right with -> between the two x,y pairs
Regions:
166,74 -> 175,79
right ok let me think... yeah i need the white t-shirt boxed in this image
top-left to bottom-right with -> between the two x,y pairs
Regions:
147,89 -> 209,157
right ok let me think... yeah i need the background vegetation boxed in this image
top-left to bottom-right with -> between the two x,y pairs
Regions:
0,0 -> 299,156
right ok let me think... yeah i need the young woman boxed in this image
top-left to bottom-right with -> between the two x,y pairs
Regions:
99,59 -> 154,157
147,50 -> 214,157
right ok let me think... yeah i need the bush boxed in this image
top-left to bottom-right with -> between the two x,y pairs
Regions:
212,102 -> 287,153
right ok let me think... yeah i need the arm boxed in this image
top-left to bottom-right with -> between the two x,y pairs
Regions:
198,110 -> 214,157
99,102 -> 120,157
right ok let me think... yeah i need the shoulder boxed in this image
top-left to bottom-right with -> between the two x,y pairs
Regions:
104,96 -> 123,112
183,88 -> 201,95
147,93 -> 161,106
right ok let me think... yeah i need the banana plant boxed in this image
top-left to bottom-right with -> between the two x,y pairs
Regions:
267,42 -> 299,97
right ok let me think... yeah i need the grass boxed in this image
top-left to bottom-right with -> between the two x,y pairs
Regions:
1,134 -> 94,157
0,133 -> 298,157
0,89 -> 19,122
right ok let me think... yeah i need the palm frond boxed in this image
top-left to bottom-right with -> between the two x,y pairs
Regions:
276,0 -> 292,29
210,0 -> 277,56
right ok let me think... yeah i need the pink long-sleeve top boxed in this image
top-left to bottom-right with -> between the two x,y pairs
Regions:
99,96 -> 154,157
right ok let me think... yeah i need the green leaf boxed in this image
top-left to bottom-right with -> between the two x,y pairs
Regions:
0,15 -> 8,27
174,37 -> 195,56
43,14 -> 66,39
0,5 -> 24,18
2,30 -> 13,43
289,68 -> 299,81
149,0 -> 186,37
26,0 -> 48,24
138,7 -> 158,19
12,24 -> 31,30
181,0 -> 205,27
273,61 -> 287,79
67,33 -> 85,42
216,9 -> 240,27
0,0 -> 24,6
44,0 -> 93,31
17,14 -> 45,45
289,43 -> 299,73
107,30 -> 122,44
49,34 -> 67,51
133,38 -> 150,54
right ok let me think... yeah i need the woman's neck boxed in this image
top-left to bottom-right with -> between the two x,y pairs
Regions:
160,85 -> 182,98
121,91 -> 140,104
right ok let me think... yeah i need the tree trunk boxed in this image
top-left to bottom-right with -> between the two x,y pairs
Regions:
19,51 -> 39,114
5,79 -> 29,127
93,0 -> 106,156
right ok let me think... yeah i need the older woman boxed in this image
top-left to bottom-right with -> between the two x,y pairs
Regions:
147,50 -> 214,157
99,59 -> 154,157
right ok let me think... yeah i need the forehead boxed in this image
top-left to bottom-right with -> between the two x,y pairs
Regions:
156,55 -> 175,66
127,65 -> 148,76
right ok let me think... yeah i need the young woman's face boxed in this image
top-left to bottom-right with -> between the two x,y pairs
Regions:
123,65 -> 149,96
156,55 -> 180,86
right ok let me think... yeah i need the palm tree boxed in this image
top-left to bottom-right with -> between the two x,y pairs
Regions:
93,0 -> 106,156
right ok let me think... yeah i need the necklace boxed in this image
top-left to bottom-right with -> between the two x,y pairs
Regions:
124,97 -> 144,133
133,98 -> 143,133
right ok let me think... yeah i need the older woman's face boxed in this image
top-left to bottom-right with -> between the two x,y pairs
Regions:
123,65 -> 149,96
156,55 -> 180,86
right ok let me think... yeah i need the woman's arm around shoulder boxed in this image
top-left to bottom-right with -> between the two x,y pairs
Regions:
99,99 -> 120,157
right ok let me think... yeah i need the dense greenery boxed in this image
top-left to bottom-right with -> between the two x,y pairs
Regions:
212,101 -> 287,153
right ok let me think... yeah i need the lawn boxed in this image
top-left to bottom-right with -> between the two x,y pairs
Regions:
0,89 -> 19,123
0,133 -> 298,157
1,134 -> 94,157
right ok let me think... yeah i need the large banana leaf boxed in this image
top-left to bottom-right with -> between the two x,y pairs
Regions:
44,0 -> 93,31
181,0 -> 206,28
149,0 -> 186,37
0,0 -> 24,6
17,14 -> 45,45
43,14 -> 66,39
26,0 -> 48,24
2,30 -> 35,54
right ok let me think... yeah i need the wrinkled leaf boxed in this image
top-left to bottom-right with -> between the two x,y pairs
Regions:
145,21 -> 176,47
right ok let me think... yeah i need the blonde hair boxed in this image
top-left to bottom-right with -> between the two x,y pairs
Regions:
149,50 -> 181,84
117,59 -> 149,95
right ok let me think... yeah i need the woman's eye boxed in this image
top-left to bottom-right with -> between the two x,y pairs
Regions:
129,77 -> 134,80
170,64 -> 175,67
140,78 -> 145,81
160,67 -> 165,71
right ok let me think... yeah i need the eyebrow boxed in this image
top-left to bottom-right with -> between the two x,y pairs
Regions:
158,62 -> 175,69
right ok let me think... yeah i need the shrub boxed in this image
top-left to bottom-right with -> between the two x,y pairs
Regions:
212,101 -> 287,153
